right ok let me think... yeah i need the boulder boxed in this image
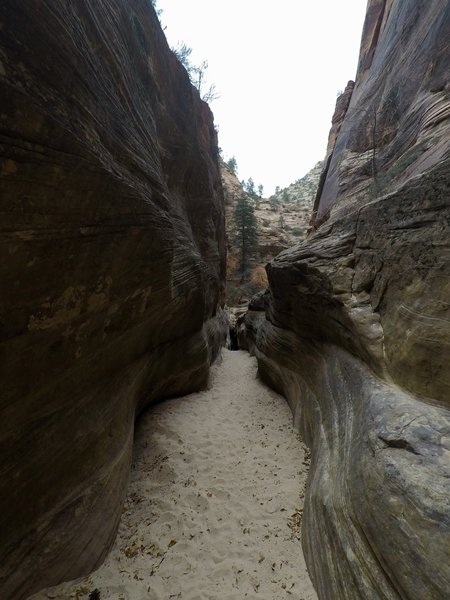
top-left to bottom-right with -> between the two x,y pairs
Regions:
248,290 -> 268,312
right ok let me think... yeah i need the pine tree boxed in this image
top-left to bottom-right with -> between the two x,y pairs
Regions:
227,156 -> 238,174
232,196 -> 259,276
245,177 -> 256,196
172,44 -> 219,103
151,0 -> 163,18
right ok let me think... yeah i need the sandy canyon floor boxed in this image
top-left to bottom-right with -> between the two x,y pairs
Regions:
33,350 -> 317,600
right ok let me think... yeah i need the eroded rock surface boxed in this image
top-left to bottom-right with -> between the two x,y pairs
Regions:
0,1 -> 226,598
315,0 -> 449,224
222,160 -> 320,305
249,1 -> 450,598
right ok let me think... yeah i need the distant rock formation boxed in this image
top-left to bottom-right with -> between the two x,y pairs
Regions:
0,1 -> 226,598
247,0 -> 450,598
222,161 -> 321,304
267,161 -> 324,251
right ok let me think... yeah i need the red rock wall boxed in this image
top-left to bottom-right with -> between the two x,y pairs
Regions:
0,1 -> 226,597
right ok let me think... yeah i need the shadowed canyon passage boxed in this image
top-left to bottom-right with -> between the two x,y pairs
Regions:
31,351 -> 317,600
1,0 -> 449,599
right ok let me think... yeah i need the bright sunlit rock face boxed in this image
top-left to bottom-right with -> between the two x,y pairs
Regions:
0,1 -> 226,598
246,0 -> 450,598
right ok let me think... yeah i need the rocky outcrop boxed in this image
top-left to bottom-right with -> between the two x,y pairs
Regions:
251,1 -> 450,598
313,84 -> 354,224
314,0 -> 449,225
221,161 -> 269,304
260,162 -> 322,252
325,82 -> 355,160
222,161 -> 320,305
0,1 -> 226,598
221,160 -> 245,209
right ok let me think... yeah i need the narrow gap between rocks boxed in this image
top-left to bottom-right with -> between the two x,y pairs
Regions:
33,350 -> 317,600
228,326 -> 239,351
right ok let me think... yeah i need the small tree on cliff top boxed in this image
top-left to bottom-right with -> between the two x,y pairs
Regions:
172,43 -> 219,103
232,196 -> 259,276
227,156 -> 238,174
151,0 -> 162,18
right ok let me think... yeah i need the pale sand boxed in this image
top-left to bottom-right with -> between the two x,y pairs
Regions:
33,350 -> 317,600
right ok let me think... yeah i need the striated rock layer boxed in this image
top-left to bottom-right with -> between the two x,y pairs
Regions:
250,1 -> 450,599
0,1 -> 226,598
314,0 -> 450,225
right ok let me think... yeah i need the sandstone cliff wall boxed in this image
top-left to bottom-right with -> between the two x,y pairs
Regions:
251,1 -> 450,598
315,0 -> 449,224
0,2 -> 226,598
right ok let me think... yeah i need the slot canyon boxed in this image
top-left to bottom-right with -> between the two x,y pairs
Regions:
0,1 -> 449,599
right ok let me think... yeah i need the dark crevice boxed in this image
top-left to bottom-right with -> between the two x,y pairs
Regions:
378,435 -> 421,455
228,327 -> 239,351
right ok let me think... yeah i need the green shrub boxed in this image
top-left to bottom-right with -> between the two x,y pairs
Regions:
292,227 -> 305,236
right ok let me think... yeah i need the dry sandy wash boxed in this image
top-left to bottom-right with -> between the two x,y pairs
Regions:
33,350 -> 317,600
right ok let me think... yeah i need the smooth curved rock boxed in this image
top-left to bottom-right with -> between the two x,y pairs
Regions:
253,170 -> 450,597
254,326 -> 450,600
314,0 -> 450,224
0,1 -> 226,598
251,1 -> 450,598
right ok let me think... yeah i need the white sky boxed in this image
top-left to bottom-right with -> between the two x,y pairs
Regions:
157,0 -> 368,195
